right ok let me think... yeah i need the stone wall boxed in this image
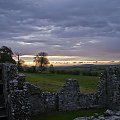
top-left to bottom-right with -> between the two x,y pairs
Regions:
58,79 -> 99,111
1,64 -> 30,120
27,83 -> 57,114
28,79 -> 100,113
96,67 -> 120,110
28,66 -> 120,114
1,63 -> 120,118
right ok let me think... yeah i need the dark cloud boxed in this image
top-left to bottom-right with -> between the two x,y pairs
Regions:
0,0 -> 120,59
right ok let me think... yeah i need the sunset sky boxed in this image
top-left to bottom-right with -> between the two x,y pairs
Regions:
0,0 -> 120,60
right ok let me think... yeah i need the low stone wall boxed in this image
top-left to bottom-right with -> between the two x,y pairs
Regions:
27,83 -> 57,113
28,79 -> 101,113
96,67 -> 120,110
58,79 -> 99,111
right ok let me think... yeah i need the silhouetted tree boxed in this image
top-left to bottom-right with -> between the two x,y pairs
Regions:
0,46 -> 16,64
34,52 -> 49,72
33,55 -> 39,66
15,52 -> 25,65
49,64 -> 55,73
0,46 -> 13,55
14,52 -> 25,71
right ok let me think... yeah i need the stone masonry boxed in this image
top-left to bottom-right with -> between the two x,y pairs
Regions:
1,64 -> 30,120
28,66 -> 120,114
0,63 -> 120,119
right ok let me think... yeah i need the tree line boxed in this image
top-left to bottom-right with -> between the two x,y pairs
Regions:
0,46 -> 50,72
0,46 -> 99,76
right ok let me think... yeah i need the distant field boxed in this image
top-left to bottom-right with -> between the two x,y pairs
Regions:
25,73 -> 99,93
31,108 -> 106,120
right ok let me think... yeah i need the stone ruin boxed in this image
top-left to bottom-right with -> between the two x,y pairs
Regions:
0,64 -> 30,120
0,63 -> 120,120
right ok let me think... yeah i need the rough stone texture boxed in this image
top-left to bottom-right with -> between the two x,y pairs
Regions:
96,67 -> 120,110
27,79 -> 99,113
58,79 -> 99,111
1,63 -> 120,118
28,66 -> 120,113
58,79 -> 81,111
1,64 -> 30,120
74,110 -> 120,120
27,83 -> 57,113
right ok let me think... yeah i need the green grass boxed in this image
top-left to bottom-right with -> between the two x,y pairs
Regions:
31,108 -> 106,120
24,72 -> 103,120
25,73 -> 99,93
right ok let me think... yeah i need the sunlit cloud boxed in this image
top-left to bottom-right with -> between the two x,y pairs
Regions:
17,42 -> 32,45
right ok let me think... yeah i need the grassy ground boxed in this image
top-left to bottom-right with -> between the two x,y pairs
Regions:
31,108 -> 106,120
25,72 -> 99,93
24,72 -> 103,120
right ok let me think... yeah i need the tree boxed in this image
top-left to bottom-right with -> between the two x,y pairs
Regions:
34,52 -> 49,72
18,59 -> 25,66
0,46 -> 16,64
14,52 -> 25,71
49,64 -> 55,73
0,46 -> 13,55
33,55 -> 39,66
15,52 -> 25,66
17,59 -> 25,71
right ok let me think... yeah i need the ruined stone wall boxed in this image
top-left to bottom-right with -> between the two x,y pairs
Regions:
27,83 -> 57,114
95,67 -> 120,110
58,79 -> 99,111
28,66 -> 120,113
28,79 -> 100,113
2,64 -> 30,120
1,63 -> 120,117
104,67 -> 120,110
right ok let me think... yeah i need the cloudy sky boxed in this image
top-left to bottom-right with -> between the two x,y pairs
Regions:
0,0 -> 120,60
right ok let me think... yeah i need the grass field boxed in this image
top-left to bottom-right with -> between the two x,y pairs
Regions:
31,108 -> 106,120
24,72 -> 104,120
25,72 -> 99,93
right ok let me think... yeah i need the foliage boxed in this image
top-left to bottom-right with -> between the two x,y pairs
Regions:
0,46 -> 16,64
24,66 -> 37,73
52,69 -> 99,76
15,52 -> 25,71
49,64 -> 55,73
15,53 -> 24,65
0,46 -> 13,55
33,52 -> 49,72
55,69 -> 80,75
33,55 -> 39,66
18,59 -> 25,66
82,71 -> 99,76
53,66 -> 101,76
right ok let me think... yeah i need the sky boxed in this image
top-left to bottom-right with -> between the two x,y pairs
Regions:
0,0 -> 120,60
